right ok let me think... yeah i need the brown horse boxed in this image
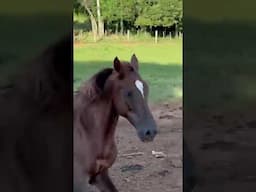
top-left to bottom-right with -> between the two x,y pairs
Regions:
74,54 -> 158,192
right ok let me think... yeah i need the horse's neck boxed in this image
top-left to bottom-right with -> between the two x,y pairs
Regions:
92,99 -> 118,139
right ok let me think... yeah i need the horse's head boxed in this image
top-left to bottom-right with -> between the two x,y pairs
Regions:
107,54 -> 157,142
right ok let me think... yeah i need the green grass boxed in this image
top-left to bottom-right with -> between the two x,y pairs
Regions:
74,38 -> 182,103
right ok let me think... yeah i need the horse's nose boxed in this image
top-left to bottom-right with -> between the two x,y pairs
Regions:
144,129 -> 157,139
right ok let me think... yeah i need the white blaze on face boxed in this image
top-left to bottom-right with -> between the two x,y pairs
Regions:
135,80 -> 144,98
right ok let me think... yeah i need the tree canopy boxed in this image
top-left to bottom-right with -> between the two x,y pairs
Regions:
74,0 -> 183,34
135,0 -> 182,27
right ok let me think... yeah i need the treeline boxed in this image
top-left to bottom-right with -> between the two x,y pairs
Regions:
74,0 -> 182,40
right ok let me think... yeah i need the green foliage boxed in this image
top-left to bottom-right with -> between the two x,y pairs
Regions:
101,0 -> 120,22
135,0 -> 182,27
74,0 -> 97,18
101,0 -> 137,27
74,0 -> 183,33
74,12 -> 88,23
74,0 -> 85,14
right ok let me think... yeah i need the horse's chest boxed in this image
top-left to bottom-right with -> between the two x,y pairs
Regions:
88,141 -> 117,175
74,110 -> 118,176
97,140 -> 117,164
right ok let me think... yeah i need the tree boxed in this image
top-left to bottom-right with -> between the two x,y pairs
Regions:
75,0 -> 104,41
135,0 -> 182,33
101,0 -> 137,34
73,0 -> 183,37
101,0 -> 119,33
79,0 -> 98,41
96,0 -> 104,38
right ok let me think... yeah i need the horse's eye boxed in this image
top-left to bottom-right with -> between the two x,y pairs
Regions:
129,66 -> 134,72
128,105 -> 132,111
127,91 -> 132,97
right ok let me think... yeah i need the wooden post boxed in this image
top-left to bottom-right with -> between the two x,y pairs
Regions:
115,23 -> 118,35
155,30 -> 158,43
93,32 -> 97,42
163,31 -> 165,38
127,30 -> 130,41
78,30 -> 82,40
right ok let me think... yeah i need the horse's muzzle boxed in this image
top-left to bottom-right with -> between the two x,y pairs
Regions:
126,111 -> 158,142
139,128 -> 157,142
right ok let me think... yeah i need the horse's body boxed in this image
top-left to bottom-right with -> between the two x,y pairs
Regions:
74,55 -> 158,192
74,69 -> 118,191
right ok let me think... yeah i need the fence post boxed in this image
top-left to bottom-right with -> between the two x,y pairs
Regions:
155,30 -> 158,43
93,32 -> 97,42
127,30 -> 130,41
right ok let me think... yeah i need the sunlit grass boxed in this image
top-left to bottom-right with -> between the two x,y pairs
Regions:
74,39 -> 182,103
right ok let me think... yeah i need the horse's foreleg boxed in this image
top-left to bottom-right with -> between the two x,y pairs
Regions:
93,170 -> 118,192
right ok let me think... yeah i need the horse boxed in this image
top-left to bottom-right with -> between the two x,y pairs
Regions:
74,54 -> 158,192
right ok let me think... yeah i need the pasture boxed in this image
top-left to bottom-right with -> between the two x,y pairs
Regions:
74,38 -> 182,103
74,38 -> 183,192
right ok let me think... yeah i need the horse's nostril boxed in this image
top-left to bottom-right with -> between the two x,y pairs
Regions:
145,130 -> 151,136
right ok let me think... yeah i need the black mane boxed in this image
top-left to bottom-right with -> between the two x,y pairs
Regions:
94,68 -> 113,91
75,68 -> 114,102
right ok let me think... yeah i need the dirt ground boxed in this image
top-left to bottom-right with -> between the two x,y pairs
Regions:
86,101 -> 183,192
186,108 -> 256,192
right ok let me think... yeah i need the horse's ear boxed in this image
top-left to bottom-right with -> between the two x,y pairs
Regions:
130,54 -> 138,71
113,57 -> 121,72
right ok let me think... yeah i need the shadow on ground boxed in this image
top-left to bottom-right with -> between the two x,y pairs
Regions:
74,61 -> 182,103
184,20 -> 256,192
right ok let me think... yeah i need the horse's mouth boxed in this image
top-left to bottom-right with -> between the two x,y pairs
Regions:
136,127 -> 157,142
139,135 -> 156,142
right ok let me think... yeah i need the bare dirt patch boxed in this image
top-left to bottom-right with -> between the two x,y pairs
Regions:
83,101 -> 182,192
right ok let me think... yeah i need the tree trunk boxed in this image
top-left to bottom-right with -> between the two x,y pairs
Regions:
91,16 -> 98,42
120,0 -> 124,35
84,3 -> 97,42
96,0 -> 104,38
174,23 -> 177,38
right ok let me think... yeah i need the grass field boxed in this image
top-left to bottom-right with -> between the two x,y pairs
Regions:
74,38 -> 182,103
